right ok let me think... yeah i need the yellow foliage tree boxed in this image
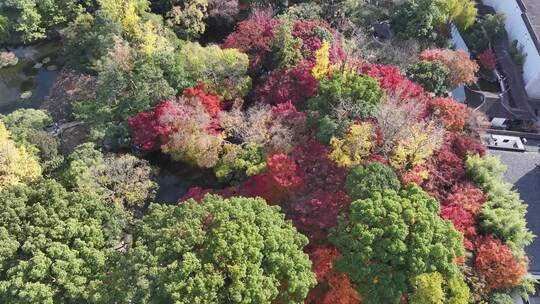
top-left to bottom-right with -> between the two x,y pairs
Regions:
389,122 -> 444,171
329,122 -> 376,168
99,0 -> 149,40
312,41 -> 336,80
0,122 -> 41,190
444,0 -> 477,30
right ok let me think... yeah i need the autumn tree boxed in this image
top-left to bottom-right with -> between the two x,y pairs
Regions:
219,103 -> 301,154
1,109 -> 63,173
359,64 -> 428,100
179,42 -> 251,99
419,48 -> 479,89
0,122 -> 41,190
99,195 -> 317,303
389,121 -> 444,172
429,97 -> 468,131
417,144 -> 466,201
331,184 -> 465,304
207,0 -> 239,28
254,60 -> 318,106
478,49 -> 497,71
0,179 -> 125,303
307,70 -> 383,143
475,236 -> 527,291
223,10 -> 280,75
308,247 -> 361,304
374,96 -> 427,156
329,121 -> 379,168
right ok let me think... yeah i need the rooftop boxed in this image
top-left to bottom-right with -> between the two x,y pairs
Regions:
519,0 -> 540,53
490,141 -> 540,273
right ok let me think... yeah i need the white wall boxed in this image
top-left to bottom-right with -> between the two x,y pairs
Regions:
482,0 -> 540,99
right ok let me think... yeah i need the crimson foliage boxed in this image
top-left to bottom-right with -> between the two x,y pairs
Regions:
128,100 -> 184,151
223,10 -> 279,75
359,63 -> 428,101
254,60 -> 318,106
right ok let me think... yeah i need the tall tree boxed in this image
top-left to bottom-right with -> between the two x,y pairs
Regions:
0,179 -> 125,303
331,184 -> 465,304
99,195 -> 317,303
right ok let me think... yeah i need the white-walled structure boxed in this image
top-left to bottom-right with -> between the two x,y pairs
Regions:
482,0 -> 540,99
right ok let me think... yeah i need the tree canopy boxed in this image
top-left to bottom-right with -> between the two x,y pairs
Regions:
99,195 -> 317,303
0,179 -> 125,303
331,184 -> 466,304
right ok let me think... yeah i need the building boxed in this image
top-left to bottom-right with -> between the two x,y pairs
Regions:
482,0 -> 540,100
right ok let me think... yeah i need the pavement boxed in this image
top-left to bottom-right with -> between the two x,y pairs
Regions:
489,140 -> 540,274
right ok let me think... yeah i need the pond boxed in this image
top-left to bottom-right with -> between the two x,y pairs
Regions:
147,152 -> 223,204
0,41 -> 62,113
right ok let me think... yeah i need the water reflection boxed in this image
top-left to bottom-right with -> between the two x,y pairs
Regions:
0,41 -> 61,114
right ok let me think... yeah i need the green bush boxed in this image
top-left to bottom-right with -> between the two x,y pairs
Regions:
406,60 -> 451,96
345,162 -> 401,200
466,155 -> 534,257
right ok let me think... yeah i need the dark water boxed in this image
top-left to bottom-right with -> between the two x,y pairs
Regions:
147,153 -> 223,204
0,41 -> 60,114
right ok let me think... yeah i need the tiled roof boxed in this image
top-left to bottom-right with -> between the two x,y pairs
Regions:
519,0 -> 540,53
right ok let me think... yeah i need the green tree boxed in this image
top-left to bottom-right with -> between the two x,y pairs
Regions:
214,143 -> 267,184
179,42 -> 251,100
99,195 -> 317,303
74,39 -> 176,145
331,184 -> 464,304
1,109 -> 63,173
0,14 -> 10,43
391,0 -> 448,44
62,11 -> 122,71
62,143 -> 157,213
406,60 -> 451,96
3,0 -> 83,43
0,179 -> 125,303
488,293 -> 514,304
466,155 -> 534,257
410,272 -> 445,304
345,162 -> 401,200
163,0 -> 208,40
307,70 -> 383,143
466,13 -> 506,52
270,19 -> 303,69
